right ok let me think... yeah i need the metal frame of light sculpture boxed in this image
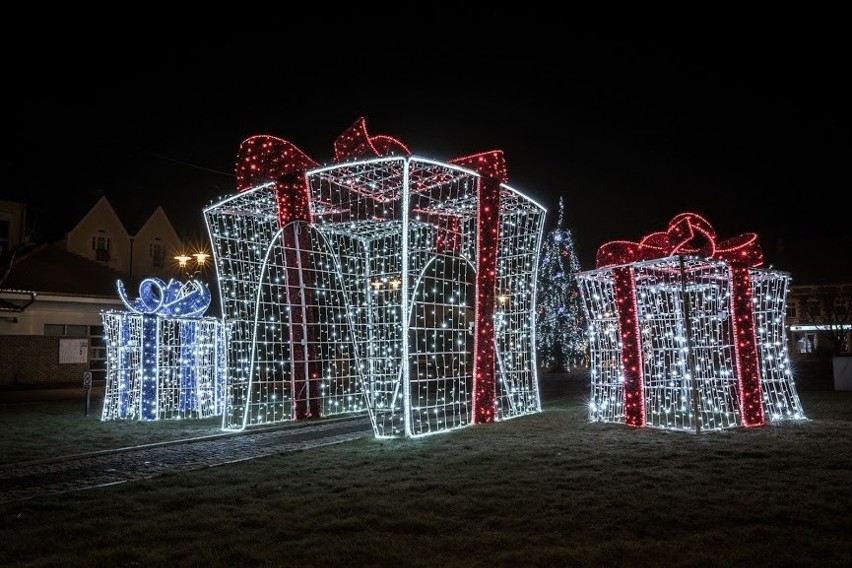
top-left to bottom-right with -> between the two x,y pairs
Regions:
101,278 -> 228,421
204,117 -> 546,437
576,212 -> 806,433
202,185 -> 368,430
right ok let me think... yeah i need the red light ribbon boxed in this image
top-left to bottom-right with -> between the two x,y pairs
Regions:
332,117 -> 411,161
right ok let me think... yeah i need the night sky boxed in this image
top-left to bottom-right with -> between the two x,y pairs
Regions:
4,15 -> 848,270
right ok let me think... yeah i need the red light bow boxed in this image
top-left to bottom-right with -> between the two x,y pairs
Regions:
235,117 -> 508,193
595,212 -> 764,269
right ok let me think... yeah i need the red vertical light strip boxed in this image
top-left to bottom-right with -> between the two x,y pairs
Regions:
285,223 -> 321,419
730,266 -> 765,426
613,266 -> 645,427
472,175 -> 500,424
430,214 -> 463,254
450,151 -> 508,426
235,136 -> 321,420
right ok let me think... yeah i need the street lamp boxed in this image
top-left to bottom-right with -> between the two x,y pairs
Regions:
192,252 -> 209,269
175,251 -> 211,278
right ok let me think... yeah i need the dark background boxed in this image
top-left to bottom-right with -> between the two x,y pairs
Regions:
3,13 -> 848,270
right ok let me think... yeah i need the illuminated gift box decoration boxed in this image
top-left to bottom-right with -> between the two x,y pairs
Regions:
576,212 -> 806,432
204,117 -> 546,437
101,278 -> 228,421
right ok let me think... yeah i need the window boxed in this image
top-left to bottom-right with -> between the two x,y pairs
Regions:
44,324 -> 107,380
795,332 -> 816,354
150,239 -> 165,267
67,325 -> 88,336
44,324 -> 65,336
44,324 -> 88,336
92,229 -> 110,261
88,324 -> 106,381
806,300 -> 822,320
0,217 -> 9,256
786,302 -> 797,319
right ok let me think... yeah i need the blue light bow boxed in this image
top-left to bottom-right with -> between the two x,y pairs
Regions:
117,278 -> 211,317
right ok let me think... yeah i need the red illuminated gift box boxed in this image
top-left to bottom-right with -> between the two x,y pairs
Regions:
577,212 -> 806,432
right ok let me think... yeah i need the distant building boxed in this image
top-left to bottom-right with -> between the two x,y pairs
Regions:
769,236 -> 852,360
0,199 -> 27,257
786,283 -> 851,357
63,196 -> 185,280
0,197 -> 195,386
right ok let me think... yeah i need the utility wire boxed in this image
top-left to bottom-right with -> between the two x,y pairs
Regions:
140,148 -> 236,178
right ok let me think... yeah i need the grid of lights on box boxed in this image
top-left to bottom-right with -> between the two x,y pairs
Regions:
204,118 -> 547,438
576,212 -> 806,433
101,277 -> 228,421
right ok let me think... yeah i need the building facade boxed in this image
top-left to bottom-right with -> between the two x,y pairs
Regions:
770,237 -> 852,362
0,197 -> 190,386
786,283 -> 852,359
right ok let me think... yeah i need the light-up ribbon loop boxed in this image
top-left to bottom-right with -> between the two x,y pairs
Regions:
595,212 -> 763,269
117,278 -> 211,318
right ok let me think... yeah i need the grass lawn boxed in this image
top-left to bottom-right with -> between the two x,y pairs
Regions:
2,372 -> 851,567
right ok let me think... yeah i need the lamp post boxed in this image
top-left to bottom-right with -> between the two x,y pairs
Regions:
175,251 -> 211,279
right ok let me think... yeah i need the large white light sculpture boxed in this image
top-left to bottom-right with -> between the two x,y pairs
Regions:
577,212 -> 806,432
204,117 -> 547,437
101,277 -> 228,421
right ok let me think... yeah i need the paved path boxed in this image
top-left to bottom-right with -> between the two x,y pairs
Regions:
0,416 -> 373,503
0,372 -> 586,504
0,367 -> 830,505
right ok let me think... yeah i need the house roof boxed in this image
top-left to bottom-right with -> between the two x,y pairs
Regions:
0,244 -> 140,297
18,194 -> 193,245
109,198 -> 162,236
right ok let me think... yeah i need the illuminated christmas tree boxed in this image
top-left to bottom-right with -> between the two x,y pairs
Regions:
536,197 -> 586,372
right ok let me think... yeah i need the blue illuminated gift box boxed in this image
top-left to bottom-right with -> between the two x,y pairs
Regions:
101,278 -> 228,421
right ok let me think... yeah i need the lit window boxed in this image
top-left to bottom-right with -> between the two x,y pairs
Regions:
796,333 -> 816,354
